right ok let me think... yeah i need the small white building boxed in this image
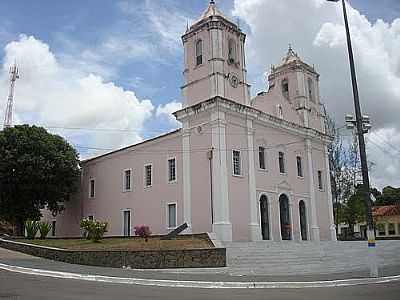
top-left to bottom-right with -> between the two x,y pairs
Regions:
44,1 -> 336,242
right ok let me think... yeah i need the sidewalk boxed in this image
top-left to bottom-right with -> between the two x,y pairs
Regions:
1,247 -> 400,284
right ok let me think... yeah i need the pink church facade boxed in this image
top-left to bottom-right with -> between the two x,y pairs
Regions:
43,1 -> 336,242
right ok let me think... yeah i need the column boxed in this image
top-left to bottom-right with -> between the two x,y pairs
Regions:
324,145 -> 337,241
211,110 -> 232,242
247,119 -> 262,241
182,120 -> 192,232
306,139 -> 320,241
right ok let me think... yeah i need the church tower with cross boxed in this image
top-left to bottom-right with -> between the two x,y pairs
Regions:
181,0 -> 251,108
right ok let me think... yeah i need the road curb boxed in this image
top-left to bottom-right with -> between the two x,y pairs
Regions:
1,262 -> 399,289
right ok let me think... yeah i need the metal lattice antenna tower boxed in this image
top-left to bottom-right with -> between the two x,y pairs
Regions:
3,62 -> 19,129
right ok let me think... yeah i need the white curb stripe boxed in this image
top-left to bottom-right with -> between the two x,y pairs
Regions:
1,263 -> 400,289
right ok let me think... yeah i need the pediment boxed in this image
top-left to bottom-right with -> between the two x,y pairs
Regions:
277,180 -> 292,191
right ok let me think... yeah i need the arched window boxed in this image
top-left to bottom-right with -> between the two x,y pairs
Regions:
228,38 -> 236,64
282,78 -> 289,99
279,194 -> 291,240
299,200 -> 308,240
260,195 -> 270,240
195,40 -> 203,66
308,78 -> 314,102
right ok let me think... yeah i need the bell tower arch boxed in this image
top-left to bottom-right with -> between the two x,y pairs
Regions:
181,1 -> 250,108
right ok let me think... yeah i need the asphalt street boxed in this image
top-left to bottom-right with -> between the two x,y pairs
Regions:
0,269 -> 399,300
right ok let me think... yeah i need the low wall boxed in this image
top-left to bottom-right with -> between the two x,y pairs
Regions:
0,239 -> 226,269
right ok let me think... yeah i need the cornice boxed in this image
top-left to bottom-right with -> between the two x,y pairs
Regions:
174,97 -> 332,144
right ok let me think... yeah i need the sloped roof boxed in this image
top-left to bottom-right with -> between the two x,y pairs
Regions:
373,205 -> 400,217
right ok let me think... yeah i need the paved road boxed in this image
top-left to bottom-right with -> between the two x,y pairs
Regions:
0,269 -> 399,300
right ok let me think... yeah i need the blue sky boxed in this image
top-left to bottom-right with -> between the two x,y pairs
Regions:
1,0 -> 400,188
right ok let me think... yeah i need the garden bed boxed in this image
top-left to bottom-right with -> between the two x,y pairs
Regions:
0,234 -> 226,269
17,236 -> 213,251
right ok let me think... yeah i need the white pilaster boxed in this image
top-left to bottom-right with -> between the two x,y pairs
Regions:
306,139 -> 320,241
211,110 -> 232,242
246,119 -> 262,241
182,120 -> 192,232
324,145 -> 337,241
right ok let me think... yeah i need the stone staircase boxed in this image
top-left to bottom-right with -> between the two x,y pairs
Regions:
224,240 -> 400,276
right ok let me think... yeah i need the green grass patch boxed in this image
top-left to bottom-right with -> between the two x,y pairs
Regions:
18,237 -> 213,251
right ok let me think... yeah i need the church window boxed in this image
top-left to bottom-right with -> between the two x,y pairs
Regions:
308,78 -> 314,102
282,79 -> 289,99
89,178 -> 95,198
317,170 -> 323,190
228,38 -> 236,64
195,40 -> 203,66
259,147 -> 266,170
276,104 -> 283,119
296,156 -> 303,177
278,152 -> 286,174
145,164 -> 153,187
232,150 -> 242,176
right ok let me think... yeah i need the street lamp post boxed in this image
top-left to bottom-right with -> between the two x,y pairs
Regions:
327,0 -> 378,277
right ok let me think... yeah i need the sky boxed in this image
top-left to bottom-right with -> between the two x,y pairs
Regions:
0,0 -> 399,190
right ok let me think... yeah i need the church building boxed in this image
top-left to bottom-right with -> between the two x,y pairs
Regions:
44,1 -> 337,242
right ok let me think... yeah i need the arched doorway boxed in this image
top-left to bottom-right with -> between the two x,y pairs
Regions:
260,195 -> 270,240
279,194 -> 291,240
299,200 -> 308,240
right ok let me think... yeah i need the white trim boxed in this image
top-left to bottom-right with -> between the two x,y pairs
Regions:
121,209 -> 132,237
182,121 -> 192,232
231,149 -> 242,177
167,157 -> 177,184
144,163 -> 153,188
166,202 -> 178,229
122,168 -> 133,192
88,178 -> 96,199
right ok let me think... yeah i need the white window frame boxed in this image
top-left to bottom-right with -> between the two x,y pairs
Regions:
296,156 -> 304,178
87,214 -> 94,221
123,168 -> 132,192
278,151 -> 286,175
167,157 -> 177,183
317,170 -> 323,190
89,178 -> 96,199
232,150 -> 242,176
195,39 -> 203,67
167,202 -> 178,229
258,146 -> 267,171
121,209 -> 132,237
144,163 -> 153,188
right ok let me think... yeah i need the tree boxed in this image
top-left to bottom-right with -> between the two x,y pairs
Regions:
0,125 -> 80,235
341,185 -> 367,237
375,186 -> 400,206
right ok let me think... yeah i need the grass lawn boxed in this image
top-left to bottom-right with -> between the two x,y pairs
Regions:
18,237 -> 213,251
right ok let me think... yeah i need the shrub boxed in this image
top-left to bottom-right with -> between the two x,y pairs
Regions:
25,219 -> 39,240
134,225 -> 151,241
38,222 -> 52,239
80,218 -> 108,242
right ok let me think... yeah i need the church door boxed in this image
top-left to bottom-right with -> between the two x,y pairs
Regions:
260,195 -> 270,240
279,194 -> 291,240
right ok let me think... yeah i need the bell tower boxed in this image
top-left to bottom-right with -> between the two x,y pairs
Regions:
181,0 -> 250,108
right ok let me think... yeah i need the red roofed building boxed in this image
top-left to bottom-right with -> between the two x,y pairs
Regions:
373,205 -> 400,238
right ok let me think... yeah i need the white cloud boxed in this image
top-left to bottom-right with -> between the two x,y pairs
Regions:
0,35 -> 154,157
156,101 -> 182,127
233,0 -> 400,189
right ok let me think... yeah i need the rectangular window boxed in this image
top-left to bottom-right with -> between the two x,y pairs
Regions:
259,147 -> 266,170
88,215 -> 94,221
168,203 -> 177,228
278,152 -> 285,174
145,164 -> 152,187
123,210 -> 131,237
377,223 -> 385,236
232,150 -> 241,176
388,223 -> 396,235
168,158 -> 176,182
124,169 -> 132,191
51,221 -> 56,237
89,179 -> 95,198
318,170 -> 323,190
296,156 -> 303,177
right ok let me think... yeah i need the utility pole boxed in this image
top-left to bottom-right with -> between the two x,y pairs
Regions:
3,62 -> 19,129
327,0 -> 378,277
